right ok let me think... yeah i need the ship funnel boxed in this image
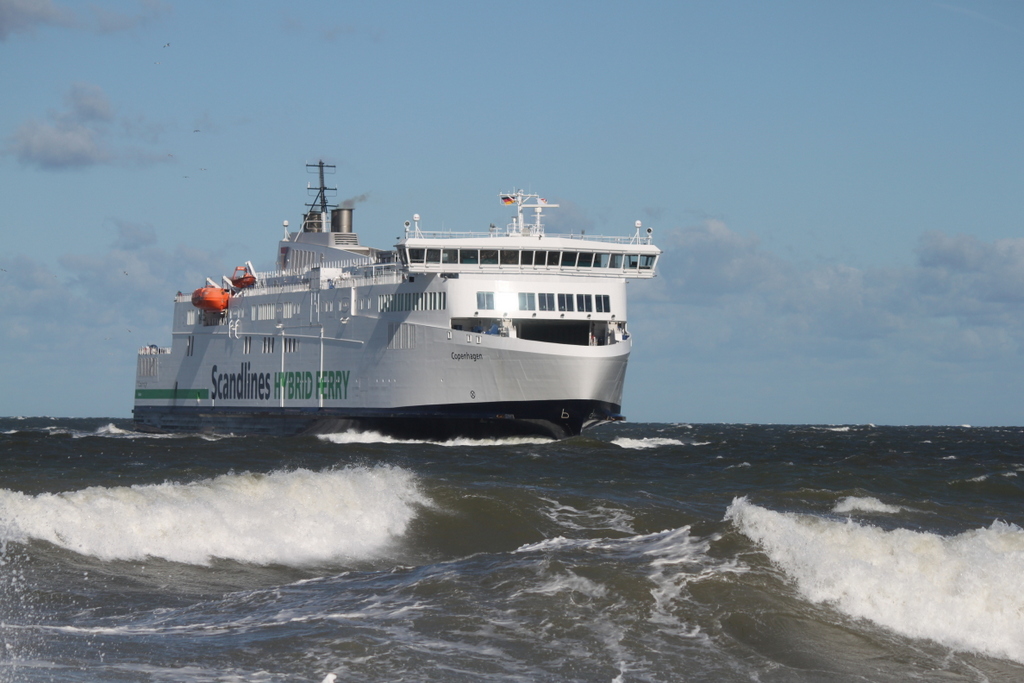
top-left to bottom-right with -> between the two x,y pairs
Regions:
331,207 -> 354,233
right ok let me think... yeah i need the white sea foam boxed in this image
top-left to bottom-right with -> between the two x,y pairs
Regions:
92,423 -> 130,437
726,497 -> 1024,663
611,437 -> 686,449
0,466 -> 428,566
48,423 -> 203,440
318,429 -> 551,447
832,496 -> 903,515
538,498 -> 636,534
514,526 -> 746,623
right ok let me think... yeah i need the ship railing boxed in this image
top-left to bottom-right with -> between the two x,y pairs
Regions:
227,263 -> 405,297
404,230 -> 656,245
326,263 -> 404,288
173,265 -> 406,303
238,282 -> 310,296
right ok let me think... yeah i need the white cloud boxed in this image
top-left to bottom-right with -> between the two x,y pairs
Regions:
632,219 -> 1024,365
0,224 -> 232,416
0,0 -> 168,39
89,0 -> 169,34
0,224 -> 227,355
64,82 -> 114,122
5,82 -> 169,169
7,119 -> 111,168
0,0 -> 71,39
625,220 -> 1024,424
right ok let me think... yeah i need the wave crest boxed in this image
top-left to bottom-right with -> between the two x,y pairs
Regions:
726,497 -> 1024,663
611,437 -> 688,449
832,496 -> 903,514
0,466 -> 428,566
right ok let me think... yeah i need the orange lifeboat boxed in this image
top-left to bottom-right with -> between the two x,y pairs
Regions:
191,286 -> 231,311
230,265 -> 256,289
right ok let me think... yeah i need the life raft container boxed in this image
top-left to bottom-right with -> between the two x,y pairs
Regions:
230,265 -> 256,289
191,286 -> 231,311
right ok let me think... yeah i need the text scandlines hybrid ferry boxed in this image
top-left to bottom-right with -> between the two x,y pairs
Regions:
133,162 -> 661,439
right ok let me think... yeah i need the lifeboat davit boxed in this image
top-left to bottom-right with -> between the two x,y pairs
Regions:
191,286 -> 231,311
230,265 -> 256,289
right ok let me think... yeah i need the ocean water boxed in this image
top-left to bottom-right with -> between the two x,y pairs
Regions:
1,419 -> 1023,682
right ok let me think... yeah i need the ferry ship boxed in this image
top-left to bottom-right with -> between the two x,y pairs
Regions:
133,162 -> 661,439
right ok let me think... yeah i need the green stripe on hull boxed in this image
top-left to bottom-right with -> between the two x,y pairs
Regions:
135,389 -> 209,400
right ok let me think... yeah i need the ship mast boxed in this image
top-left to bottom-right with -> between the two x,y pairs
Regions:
303,160 -> 336,232
308,160 -> 336,214
499,189 -> 559,236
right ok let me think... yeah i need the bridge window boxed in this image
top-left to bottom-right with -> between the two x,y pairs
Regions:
442,249 -> 458,264
640,254 -> 656,269
426,249 -> 441,263
480,250 -> 499,265
500,250 -> 519,265
625,254 -> 640,269
521,250 -> 535,265
594,253 -> 609,267
407,248 -> 425,263
577,253 -> 594,267
460,249 -> 479,264
610,253 -> 623,268
544,251 -> 560,266
561,252 -> 578,267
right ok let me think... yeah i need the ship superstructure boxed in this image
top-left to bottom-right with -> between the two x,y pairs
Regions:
134,163 -> 661,439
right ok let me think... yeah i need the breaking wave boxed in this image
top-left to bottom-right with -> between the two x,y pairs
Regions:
727,497 -> 1024,663
832,496 -> 904,514
0,466 -> 428,566
318,429 -> 552,447
611,437 -> 689,449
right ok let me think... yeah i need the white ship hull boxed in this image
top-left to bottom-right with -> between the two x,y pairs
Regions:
134,171 -> 659,439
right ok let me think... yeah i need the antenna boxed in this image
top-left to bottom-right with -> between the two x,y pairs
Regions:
306,160 -> 337,214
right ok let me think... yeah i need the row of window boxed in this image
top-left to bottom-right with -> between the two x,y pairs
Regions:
378,291 -> 448,313
477,292 -> 612,314
252,303 -> 276,321
183,303 -> 301,327
232,336 -> 299,354
181,333 -> 293,356
405,247 -> 656,270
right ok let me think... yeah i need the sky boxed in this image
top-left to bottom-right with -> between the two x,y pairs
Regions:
1,0 -> 1023,426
